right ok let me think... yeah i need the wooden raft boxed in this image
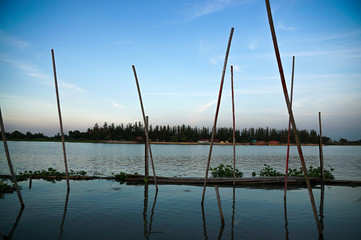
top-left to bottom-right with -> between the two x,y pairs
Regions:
125,174 -> 361,188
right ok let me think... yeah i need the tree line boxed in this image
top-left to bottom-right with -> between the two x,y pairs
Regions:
1,122 -> 348,144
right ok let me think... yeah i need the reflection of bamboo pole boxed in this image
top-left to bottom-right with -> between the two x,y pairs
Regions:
231,66 -> 236,186
8,206 -> 24,239
319,184 -> 325,231
148,189 -> 158,237
215,186 -> 225,226
284,197 -> 289,240
143,184 -> 149,238
202,27 -> 234,205
201,205 -> 208,239
51,49 -> 70,191
265,0 -> 322,236
0,107 -> 25,208
231,187 -> 236,239
132,65 -> 158,190
318,112 -> 324,183
59,189 -> 70,239
284,56 -> 295,200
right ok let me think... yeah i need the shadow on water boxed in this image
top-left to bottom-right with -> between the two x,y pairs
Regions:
0,206 -> 24,239
58,189 -> 70,240
143,184 -> 160,239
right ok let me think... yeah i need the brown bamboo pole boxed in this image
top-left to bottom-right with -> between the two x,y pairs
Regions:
145,116 -> 149,177
265,0 -> 322,236
214,185 -> 225,226
284,56 -> 295,200
318,112 -> 324,183
0,107 -> 25,208
51,49 -> 70,191
132,65 -> 158,190
201,27 -> 234,205
231,66 -> 236,186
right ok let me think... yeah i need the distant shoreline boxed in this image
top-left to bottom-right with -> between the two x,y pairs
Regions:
6,139 -> 361,146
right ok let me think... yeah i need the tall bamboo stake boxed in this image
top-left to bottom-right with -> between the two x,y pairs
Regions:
0,107 -> 25,208
318,112 -> 324,183
145,116 -> 149,177
265,0 -> 322,235
51,49 -> 70,191
132,65 -> 158,190
201,27 -> 234,205
284,56 -> 295,199
231,66 -> 236,186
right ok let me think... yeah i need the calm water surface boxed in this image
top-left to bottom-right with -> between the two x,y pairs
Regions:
1,142 -> 361,239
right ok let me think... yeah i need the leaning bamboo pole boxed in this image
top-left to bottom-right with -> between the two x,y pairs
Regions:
318,112 -> 324,183
231,66 -> 236,186
201,27 -> 234,205
215,185 -> 225,226
0,107 -> 25,208
265,0 -> 322,236
51,49 -> 70,191
132,65 -> 158,190
284,56 -> 295,199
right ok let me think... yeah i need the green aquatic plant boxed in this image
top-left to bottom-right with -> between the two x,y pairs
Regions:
209,164 -> 243,178
287,165 -> 335,180
0,180 -> 15,196
252,171 -> 257,177
259,164 -> 284,177
113,172 -> 127,182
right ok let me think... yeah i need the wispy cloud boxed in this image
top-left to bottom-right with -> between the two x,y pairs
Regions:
0,57 -> 50,80
248,40 -> 259,50
61,82 -> 86,92
112,102 -> 124,109
196,100 -> 217,113
0,30 -> 29,49
208,57 -> 217,65
306,30 -> 361,42
277,22 -> 295,31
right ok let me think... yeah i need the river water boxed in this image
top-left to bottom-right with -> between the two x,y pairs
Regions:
1,141 -> 361,180
1,142 -> 361,239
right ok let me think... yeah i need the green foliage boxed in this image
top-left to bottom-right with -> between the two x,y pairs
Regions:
0,180 -> 15,195
210,164 -> 243,178
113,172 -> 127,182
252,171 -> 257,177
16,168 -> 88,182
259,164 -> 284,177
287,165 -> 335,180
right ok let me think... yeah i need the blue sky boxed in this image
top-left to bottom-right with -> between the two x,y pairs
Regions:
0,0 -> 360,141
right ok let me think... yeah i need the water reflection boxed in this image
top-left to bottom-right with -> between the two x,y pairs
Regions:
0,207 -> 24,239
143,185 -> 160,239
58,189 -> 70,239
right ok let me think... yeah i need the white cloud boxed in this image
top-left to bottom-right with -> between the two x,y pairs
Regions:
196,100 -> 217,113
0,57 -> 50,81
248,40 -> 259,50
61,82 -> 86,92
113,102 -> 124,109
0,30 -> 29,49
208,57 -> 217,65
277,22 -> 295,31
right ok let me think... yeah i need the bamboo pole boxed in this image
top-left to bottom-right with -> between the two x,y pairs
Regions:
201,27 -> 234,205
145,116 -> 149,177
318,112 -> 324,183
265,0 -> 322,236
214,185 -> 225,226
284,56 -> 295,200
0,107 -> 25,208
51,49 -> 70,191
132,65 -> 158,190
231,66 -> 236,186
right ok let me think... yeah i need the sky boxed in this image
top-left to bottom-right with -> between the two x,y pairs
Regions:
0,0 -> 360,141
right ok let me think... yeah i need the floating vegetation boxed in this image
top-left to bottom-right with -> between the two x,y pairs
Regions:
210,164 -> 243,178
258,164 -> 335,180
14,168 -> 88,182
113,172 -> 127,183
259,164 -> 284,177
0,180 -> 16,196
